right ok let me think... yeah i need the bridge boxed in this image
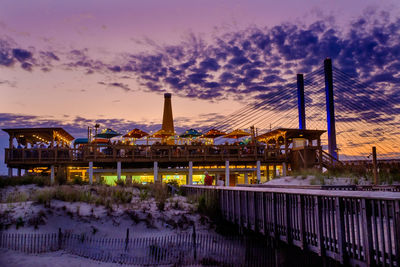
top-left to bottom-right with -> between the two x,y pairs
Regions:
183,185 -> 400,267
204,58 -> 400,164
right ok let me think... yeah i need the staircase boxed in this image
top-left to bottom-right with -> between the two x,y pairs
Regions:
321,150 -> 343,170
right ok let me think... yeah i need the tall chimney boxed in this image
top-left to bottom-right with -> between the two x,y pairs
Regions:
161,93 -> 174,134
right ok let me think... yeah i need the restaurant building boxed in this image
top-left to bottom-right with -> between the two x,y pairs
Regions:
3,94 -> 328,185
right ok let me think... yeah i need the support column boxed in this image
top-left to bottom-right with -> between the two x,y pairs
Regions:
282,162 -> 287,176
256,161 -> 261,183
188,161 -> 193,185
324,58 -> 338,159
17,168 -> 21,177
8,168 -> 13,178
244,173 -> 248,184
89,162 -> 93,185
154,161 -> 158,182
117,161 -> 122,181
225,160 -> 230,186
51,165 -> 55,185
273,164 -> 277,178
266,164 -> 269,181
297,73 -> 306,129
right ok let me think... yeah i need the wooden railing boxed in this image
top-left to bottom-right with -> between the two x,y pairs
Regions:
238,184 -> 400,192
321,150 -> 343,168
182,185 -> 400,267
5,144 -> 286,164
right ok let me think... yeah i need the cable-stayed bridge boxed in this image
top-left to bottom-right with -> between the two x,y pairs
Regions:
205,58 -> 400,163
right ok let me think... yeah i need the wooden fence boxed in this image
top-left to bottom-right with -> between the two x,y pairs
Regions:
0,232 -> 59,253
183,185 -> 400,267
0,229 -> 273,266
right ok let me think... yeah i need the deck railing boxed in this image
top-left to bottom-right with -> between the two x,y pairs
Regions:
5,144 -> 292,164
182,185 -> 400,267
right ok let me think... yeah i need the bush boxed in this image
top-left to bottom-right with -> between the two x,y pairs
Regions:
112,188 -> 132,203
34,189 -> 54,207
71,176 -> 85,185
53,186 -> 94,203
6,192 -> 29,203
15,217 -> 24,229
56,173 -> 67,185
28,210 -> 47,229
115,179 -> 126,187
139,189 -> 149,201
0,175 -> 50,188
152,183 -> 169,211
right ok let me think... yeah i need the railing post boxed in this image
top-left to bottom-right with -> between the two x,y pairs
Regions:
125,228 -> 129,252
262,192 -> 268,235
314,196 -> 324,257
394,200 -> 400,266
272,193 -> 278,240
58,228 -> 62,250
298,195 -> 306,250
335,197 -> 346,264
285,194 -> 291,244
254,192 -> 259,233
361,199 -> 373,266
192,224 -> 197,261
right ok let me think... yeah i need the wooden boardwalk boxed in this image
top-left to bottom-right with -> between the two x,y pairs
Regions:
183,185 -> 400,267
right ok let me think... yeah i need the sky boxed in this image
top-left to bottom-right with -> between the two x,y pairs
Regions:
1,0 -> 400,174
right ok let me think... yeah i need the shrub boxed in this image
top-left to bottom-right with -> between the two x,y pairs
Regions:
139,189 -> 149,201
91,226 -> 98,235
115,179 -> 126,187
15,217 -> 24,229
6,192 -> 29,203
125,210 -> 141,224
34,189 -> 54,207
152,183 -> 169,211
28,210 -> 47,229
53,186 -> 95,203
0,175 -> 50,188
71,176 -> 85,185
112,188 -> 132,203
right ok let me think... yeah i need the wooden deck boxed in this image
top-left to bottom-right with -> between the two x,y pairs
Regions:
183,185 -> 400,267
4,144 -> 302,167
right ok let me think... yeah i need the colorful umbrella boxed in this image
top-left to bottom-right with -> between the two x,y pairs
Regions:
123,128 -> 149,139
179,129 -> 202,138
74,138 -> 89,145
95,128 -> 121,139
150,129 -> 175,138
202,129 -> 226,139
92,138 -> 110,144
223,129 -> 250,139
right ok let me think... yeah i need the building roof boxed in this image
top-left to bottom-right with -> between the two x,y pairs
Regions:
2,127 -> 75,144
256,128 -> 326,142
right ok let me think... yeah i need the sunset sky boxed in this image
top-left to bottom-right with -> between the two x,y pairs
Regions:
1,0 -> 400,173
